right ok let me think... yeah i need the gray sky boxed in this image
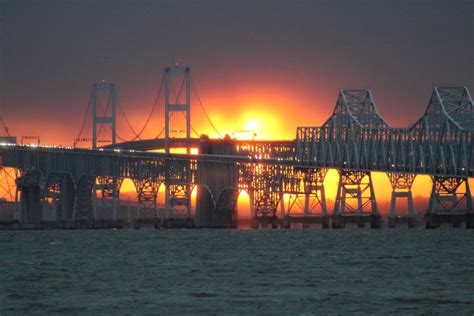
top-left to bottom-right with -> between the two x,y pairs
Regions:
1,0 -> 472,143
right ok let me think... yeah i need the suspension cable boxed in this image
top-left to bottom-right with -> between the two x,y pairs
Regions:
0,112 -> 9,136
191,77 -> 222,137
155,126 -> 165,139
117,99 -> 143,140
181,112 -> 200,137
74,90 -> 94,147
116,74 -> 165,142
114,131 -> 130,143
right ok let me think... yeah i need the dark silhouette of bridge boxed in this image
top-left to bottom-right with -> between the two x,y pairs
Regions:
0,65 -> 473,229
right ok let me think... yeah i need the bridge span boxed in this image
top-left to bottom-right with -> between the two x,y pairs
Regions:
1,86 -> 473,229
101,137 -> 294,153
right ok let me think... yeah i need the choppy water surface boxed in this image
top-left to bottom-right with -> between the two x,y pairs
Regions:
1,229 -> 473,315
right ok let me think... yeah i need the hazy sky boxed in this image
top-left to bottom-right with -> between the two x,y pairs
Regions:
1,0 -> 472,144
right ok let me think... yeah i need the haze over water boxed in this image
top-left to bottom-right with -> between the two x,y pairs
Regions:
1,229 -> 473,314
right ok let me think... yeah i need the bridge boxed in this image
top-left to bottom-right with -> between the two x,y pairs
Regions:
0,65 -> 473,229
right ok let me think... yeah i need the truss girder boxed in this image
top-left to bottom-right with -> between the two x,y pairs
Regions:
296,87 -> 474,178
236,142 -> 295,160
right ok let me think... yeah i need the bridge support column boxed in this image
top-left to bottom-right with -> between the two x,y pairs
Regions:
387,173 -> 416,228
164,185 -> 170,222
133,179 -> 160,228
73,175 -> 96,227
166,184 -> 193,227
17,170 -> 43,226
303,169 -> 328,228
253,192 -> 279,229
302,193 -> 310,228
196,137 -> 238,228
248,164 -> 282,229
249,190 -> 258,228
91,82 -> 116,149
333,170 -> 379,228
164,65 -> 191,154
280,168 -> 328,228
13,184 -> 20,222
279,192 -> 289,228
426,176 -> 472,229
43,172 -> 75,226
97,177 -> 122,222
163,156 -> 194,228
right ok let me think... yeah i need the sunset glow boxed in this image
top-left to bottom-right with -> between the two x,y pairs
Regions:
0,88 -> 460,209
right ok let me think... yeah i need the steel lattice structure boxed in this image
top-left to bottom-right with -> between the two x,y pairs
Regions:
0,86 -> 473,228
296,87 -> 474,176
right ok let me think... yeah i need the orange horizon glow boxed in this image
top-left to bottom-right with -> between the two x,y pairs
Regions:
2,165 -> 473,215
1,87 -> 470,208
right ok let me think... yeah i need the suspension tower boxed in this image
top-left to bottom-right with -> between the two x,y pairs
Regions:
91,82 -> 120,223
162,65 -> 193,227
164,64 -> 191,153
92,82 -> 116,149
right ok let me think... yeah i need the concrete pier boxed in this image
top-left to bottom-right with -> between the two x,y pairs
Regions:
196,136 -> 239,228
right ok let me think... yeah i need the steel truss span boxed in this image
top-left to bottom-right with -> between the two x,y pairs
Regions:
0,86 -> 473,229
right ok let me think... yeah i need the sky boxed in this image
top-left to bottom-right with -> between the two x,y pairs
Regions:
0,0 -> 472,208
0,0 -> 472,145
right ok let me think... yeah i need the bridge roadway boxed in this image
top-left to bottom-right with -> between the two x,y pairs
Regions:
101,137 -> 294,153
0,86 -> 473,229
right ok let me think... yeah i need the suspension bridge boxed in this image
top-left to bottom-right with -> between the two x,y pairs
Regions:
0,64 -> 473,229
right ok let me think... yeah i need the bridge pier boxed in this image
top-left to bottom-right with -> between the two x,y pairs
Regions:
426,176 -> 472,228
73,175 -> 96,226
17,169 -> 43,226
161,157 -> 195,228
43,172 -> 75,226
387,173 -> 417,228
280,168 -> 329,228
332,170 -> 380,228
251,192 -> 279,229
96,177 -> 122,223
165,183 -> 193,228
279,192 -> 290,228
303,169 -> 329,228
247,164 -> 281,229
249,190 -> 258,228
196,137 -> 238,228
133,179 -> 160,228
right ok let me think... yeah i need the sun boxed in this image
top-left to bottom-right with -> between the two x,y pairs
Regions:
245,118 -> 260,132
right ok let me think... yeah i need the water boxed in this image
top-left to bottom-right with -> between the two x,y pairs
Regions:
1,229 -> 473,315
